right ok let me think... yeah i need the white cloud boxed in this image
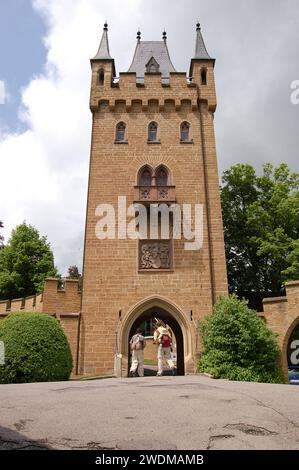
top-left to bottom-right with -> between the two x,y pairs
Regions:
0,0 -> 298,276
0,0 -> 143,275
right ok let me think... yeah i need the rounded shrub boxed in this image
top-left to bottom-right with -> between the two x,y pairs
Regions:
198,295 -> 284,383
0,312 -> 73,384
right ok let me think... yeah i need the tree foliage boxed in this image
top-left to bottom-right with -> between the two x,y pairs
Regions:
0,222 -> 58,300
68,265 -> 80,279
0,221 -> 4,249
221,163 -> 299,309
198,296 -> 283,383
67,265 -> 82,289
0,312 -> 73,383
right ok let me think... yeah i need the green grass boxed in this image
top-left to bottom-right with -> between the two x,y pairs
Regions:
144,359 -> 157,366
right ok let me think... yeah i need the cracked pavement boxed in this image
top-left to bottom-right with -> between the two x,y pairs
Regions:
0,375 -> 298,450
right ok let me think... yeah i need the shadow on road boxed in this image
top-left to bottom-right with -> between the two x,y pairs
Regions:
0,426 -> 52,450
144,366 -> 173,376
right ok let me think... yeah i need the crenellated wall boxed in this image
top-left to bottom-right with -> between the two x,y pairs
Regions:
0,278 -> 82,374
90,70 -> 201,113
1,277 -> 299,380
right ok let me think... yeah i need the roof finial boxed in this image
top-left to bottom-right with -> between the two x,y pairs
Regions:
193,21 -> 212,60
92,21 -> 113,60
163,29 -> 167,42
137,29 -> 141,42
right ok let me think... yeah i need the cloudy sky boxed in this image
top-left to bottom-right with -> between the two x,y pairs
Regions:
0,0 -> 298,275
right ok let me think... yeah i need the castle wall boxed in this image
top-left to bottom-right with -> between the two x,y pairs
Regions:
262,281 -> 299,380
0,279 -> 81,375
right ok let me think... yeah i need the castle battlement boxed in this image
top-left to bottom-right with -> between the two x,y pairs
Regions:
89,24 -> 217,114
0,278 -> 81,316
90,68 -> 216,113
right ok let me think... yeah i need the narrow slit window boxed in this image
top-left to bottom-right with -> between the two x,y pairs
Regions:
116,122 -> 126,142
99,70 -> 105,86
148,122 -> 158,142
181,122 -> 190,142
201,69 -> 207,86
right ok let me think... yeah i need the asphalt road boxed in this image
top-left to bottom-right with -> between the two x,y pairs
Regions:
0,375 -> 298,450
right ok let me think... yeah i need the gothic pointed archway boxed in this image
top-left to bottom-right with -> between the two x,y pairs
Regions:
129,306 -> 185,376
283,317 -> 299,384
117,295 -> 195,377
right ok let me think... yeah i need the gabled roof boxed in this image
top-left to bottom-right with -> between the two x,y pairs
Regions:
128,40 -> 176,80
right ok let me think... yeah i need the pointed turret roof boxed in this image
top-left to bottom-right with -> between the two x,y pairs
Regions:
93,23 -> 112,60
193,22 -> 212,60
128,31 -> 176,83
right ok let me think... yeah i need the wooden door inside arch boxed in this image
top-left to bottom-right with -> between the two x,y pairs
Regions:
128,306 -> 185,376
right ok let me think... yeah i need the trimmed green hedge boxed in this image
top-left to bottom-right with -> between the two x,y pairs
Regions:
0,312 -> 73,383
198,295 -> 284,383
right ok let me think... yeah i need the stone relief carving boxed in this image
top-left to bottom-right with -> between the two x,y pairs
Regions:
140,241 -> 171,269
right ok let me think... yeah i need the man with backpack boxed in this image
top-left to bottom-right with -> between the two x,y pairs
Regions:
129,328 -> 146,377
153,321 -> 176,376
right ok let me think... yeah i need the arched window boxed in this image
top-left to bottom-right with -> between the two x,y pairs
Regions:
148,122 -> 158,142
99,70 -> 105,86
156,166 -> 168,186
115,122 -> 126,142
180,122 -> 190,142
201,69 -> 207,86
139,167 -> 152,186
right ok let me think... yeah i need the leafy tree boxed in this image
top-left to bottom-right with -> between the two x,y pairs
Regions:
221,163 -> 299,309
0,312 -> 73,383
67,265 -> 82,290
0,221 -> 4,249
198,296 -> 283,383
0,222 -> 58,300
67,265 -> 80,279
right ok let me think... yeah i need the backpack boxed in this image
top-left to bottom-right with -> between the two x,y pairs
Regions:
131,335 -> 144,351
159,333 -> 171,348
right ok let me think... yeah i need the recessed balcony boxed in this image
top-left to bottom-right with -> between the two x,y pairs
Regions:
134,186 -> 176,204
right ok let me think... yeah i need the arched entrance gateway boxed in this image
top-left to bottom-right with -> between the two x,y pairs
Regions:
284,319 -> 299,385
116,297 -> 195,377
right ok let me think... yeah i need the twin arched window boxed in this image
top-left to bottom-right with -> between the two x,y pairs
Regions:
156,167 -> 168,186
138,165 -> 169,187
139,168 -> 152,186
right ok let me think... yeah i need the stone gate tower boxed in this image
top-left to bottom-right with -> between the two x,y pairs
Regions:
79,23 -> 228,376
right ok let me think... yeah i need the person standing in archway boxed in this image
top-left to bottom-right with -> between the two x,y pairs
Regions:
154,321 -> 176,376
129,328 -> 146,377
